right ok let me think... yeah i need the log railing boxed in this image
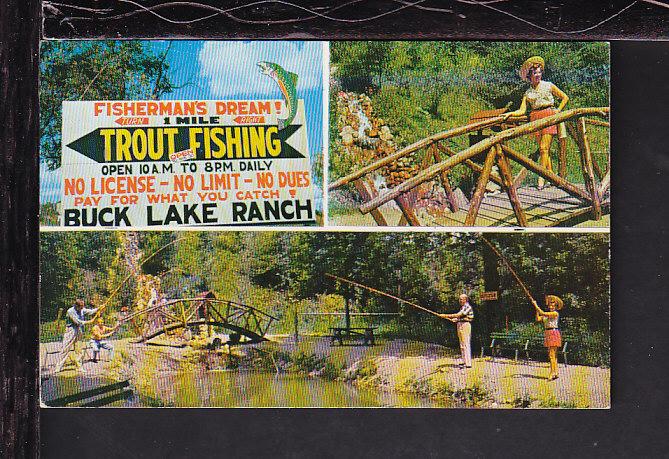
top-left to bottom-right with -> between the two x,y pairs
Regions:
131,297 -> 277,343
330,107 -> 610,227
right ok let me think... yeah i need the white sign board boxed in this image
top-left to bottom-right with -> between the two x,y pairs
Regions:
60,99 -> 315,227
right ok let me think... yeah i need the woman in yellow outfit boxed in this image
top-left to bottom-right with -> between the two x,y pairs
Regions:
532,295 -> 564,381
504,56 -> 570,189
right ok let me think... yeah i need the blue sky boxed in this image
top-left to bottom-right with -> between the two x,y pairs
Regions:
148,40 -> 323,152
41,40 -> 324,205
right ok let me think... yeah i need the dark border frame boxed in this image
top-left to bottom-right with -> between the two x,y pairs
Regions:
0,0 -> 40,456
3,2 -> 669,457
43,0 -> 669,40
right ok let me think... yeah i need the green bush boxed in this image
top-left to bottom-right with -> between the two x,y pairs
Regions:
330,42 -> 610,190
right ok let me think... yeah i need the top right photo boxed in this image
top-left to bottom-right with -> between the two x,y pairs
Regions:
328,42 -> 609,228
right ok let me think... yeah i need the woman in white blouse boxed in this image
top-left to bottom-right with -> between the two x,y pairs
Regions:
504,56 -> 569,189
532,295 -> 564,381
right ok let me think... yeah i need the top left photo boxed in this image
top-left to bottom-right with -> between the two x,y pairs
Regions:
39,40 -> 325,228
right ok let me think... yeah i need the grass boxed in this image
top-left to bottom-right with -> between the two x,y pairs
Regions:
399,375 -> 492,407
40,320 -> 65,343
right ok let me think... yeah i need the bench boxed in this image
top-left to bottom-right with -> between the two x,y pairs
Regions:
523,333 -> 575,367
484,331 -> 576,366
44,380 -> 133,407
483,332 -> 523,361
330,327 -> 376,346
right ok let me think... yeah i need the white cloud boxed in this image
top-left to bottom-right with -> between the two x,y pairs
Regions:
198,41 -> 322,98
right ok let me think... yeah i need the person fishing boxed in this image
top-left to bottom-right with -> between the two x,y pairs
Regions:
439,294 -> 475,369
90,317 -> 119,363
503,56 -> 569,189
532,295 -> 564,381
54,298 -> 99,373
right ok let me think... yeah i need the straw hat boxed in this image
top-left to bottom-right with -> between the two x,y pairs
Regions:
519,56 -> 545,81
545,294 -> 564,310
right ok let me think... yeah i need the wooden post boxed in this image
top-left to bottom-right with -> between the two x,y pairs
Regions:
558,137 -> 567,178
591,154 -> 604,181
294,310 -> 299,343
345,297 -> 351,332
395,194 -> 421,226
437,143 -> 503,187
496,144 -> 528,227
431,144 -> 459,212
567,121 -> 603,180
353,179 -> 388,226
204,300 -> 212,337
500,144 -> 592,202
599,169 -> 610,197
465,147 -> 497,226
577,118 -> 602,220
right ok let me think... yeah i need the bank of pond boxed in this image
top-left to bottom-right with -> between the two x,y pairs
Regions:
41,336 -> 609,408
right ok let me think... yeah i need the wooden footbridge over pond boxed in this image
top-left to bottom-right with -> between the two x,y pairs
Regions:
329,107 -> 610,227
121,292 -> 278,345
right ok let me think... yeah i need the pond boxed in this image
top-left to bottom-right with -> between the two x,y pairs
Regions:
151,371 -> 452,408
41,371 -> 451,408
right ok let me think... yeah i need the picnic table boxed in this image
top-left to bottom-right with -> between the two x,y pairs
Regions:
330,327 -> 376,346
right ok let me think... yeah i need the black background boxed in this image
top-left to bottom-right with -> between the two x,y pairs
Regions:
2,0 -> 669,456
42,0 -> 669,40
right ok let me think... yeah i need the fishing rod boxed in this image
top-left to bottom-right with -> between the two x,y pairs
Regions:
93,235 -> 188,321
479,234 -> 536,304
325,273 -> 445,319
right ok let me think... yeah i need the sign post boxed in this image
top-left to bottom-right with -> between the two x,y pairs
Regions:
480,291 -> 499,301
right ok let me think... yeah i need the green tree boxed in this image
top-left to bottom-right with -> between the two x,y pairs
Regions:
40,41 -> 174,169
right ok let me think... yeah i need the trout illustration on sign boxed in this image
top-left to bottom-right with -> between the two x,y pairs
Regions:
258,61 -> 298,130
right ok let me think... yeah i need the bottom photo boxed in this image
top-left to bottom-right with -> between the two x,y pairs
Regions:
39,230 -> 609,408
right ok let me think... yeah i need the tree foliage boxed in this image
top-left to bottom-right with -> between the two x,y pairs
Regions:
330,42 -> 610,184
41,231 -> 609,364
40,41 -> 174,169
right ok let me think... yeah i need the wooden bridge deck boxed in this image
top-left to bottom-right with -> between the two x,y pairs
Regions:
330,185 -> 609,228
425,185 -> 609,227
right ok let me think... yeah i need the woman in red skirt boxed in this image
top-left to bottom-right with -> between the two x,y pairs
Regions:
532,295 -> 564,381
504,56 -> 569,189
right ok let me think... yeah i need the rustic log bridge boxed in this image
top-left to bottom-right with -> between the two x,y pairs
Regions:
500,144 -> 592,202
124,297 -> 278,344
353,179 -> 388,226
437,143 -> 504,188
328,114 -> 526,191
358,107 -> 609,215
